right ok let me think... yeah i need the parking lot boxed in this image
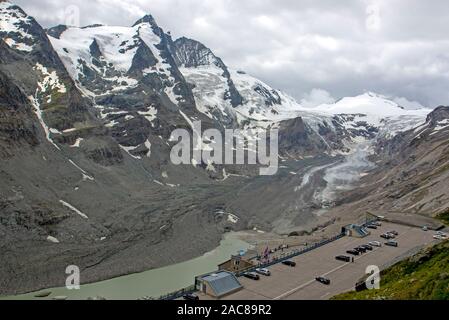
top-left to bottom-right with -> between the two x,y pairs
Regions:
199,222 -> 436,300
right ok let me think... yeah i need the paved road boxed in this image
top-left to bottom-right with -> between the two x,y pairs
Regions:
199,222 -> 436,300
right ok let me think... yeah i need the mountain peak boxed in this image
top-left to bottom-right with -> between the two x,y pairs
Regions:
311,92 -> 416,116
173,37 -> 220,68
0,1 -> 28,17
363,91 -> 387,99
0,1 -> 25,16
426,106 -> 449,125
132,14 -> 158,28
46,24 -> 68,39
0,1 -> 39,52
0,1 -> 13,8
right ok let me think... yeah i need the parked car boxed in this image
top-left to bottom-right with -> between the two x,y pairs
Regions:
361,244 -> 373,251
282,260 -> 296,267
355,246 -> 366,253
385,240 -> 398,247
369,241 -> 382,247
389,230 -> 399,236
255,268 -> 271,276
335,255 -> 351,262
372,221 -> 382,226
367,225 -> 378,230
315,277 -> 331,285
386,233 -> 396,239
243,272 -> 260,280
436,231 -> 447,237
183,293 -> 199,300
422,226 -> 429,231
380,233 -> 392,239
433,234 -> 447,240
346,250 -> 360,256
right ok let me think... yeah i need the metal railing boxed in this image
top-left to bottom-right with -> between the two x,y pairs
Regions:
157,284 -> 196,300
235,232 -> 345,277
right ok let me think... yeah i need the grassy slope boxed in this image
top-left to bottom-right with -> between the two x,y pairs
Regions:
438,208 -> 449,225
333,240 -> 449,300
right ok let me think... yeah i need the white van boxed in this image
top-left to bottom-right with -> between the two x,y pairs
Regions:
369,241 -> 382,247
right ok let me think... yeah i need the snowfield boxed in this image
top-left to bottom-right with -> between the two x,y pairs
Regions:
180,65 -> 235,119
0,2 -> 35,52
45,11 -> 433,172
310,92 -> 432,137
49,25 -> 140,79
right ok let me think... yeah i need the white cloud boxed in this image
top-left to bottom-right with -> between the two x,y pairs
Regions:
13,0 -> 449,107
300,89 -> 336,108
252,15 -> 278,30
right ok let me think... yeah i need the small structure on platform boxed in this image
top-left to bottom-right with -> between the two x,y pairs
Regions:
195,271 -> 243,298
365,212 -> 381,223
342,224 -> 370,238
218,255 -> 254,273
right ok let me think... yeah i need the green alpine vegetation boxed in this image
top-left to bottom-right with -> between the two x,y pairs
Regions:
437,208 -> 449,225
333,240 -> 449,300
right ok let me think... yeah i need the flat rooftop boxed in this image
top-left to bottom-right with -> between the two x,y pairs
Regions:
198,271 -> 242,297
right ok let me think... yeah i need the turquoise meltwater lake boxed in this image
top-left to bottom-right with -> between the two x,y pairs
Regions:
1,233 -> 252,300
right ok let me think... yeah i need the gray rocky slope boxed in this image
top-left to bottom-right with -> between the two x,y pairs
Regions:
0,1 -> 448,295
315,105 -> 449,237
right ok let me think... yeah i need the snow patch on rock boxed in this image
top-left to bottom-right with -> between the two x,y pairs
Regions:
46,235 -> 60,243
59,200 -> 89,219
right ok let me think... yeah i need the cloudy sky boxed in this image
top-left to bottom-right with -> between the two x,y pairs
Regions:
13,0 -> 449,108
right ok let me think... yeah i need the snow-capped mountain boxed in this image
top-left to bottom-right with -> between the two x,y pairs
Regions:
174,37 -> 305,125
347,105 -> 449,219
1,1 -> 448,296
412,105 -> 449,140
0,1 -> 106,152
311,92 -> 432,138
46,16 -> 214,167
44,13 -> 334,163
0,0 -> 435,193
0,0 -> 435,186
172,41 -> 432,155
40,8 -> 432,161
0,1 -> 36,52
